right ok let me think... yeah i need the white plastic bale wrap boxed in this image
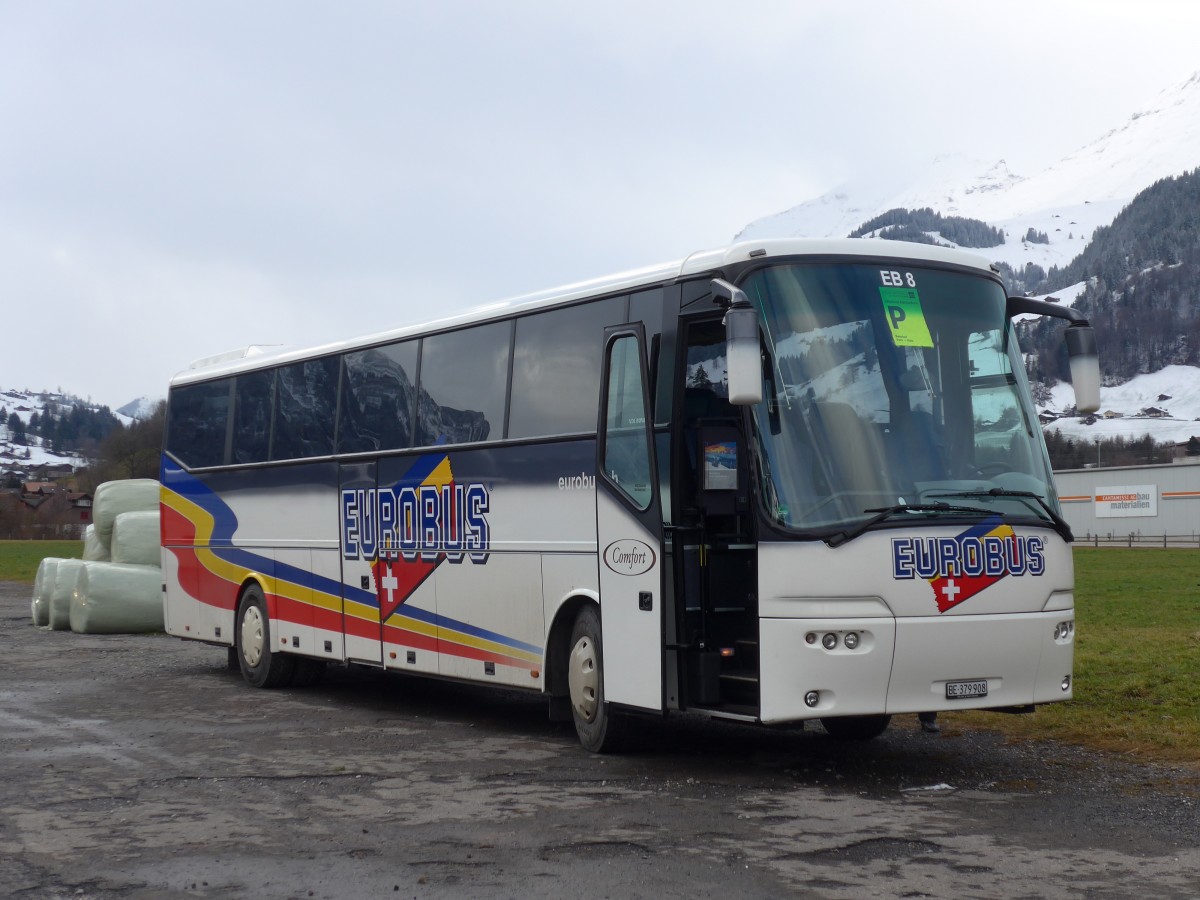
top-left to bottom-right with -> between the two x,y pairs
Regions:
49,559 -> 86,631
110,510 -> 162,567
70,561 -> 164,634
92,479 -> 160,551
82,525 -> 110,562
31,557 -> 63,627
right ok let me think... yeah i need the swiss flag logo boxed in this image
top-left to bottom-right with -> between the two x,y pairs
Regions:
371,554 -> 438,622
926,522 -> 1017,613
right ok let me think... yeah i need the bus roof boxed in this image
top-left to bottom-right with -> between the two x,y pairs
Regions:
172,237 -> 996,386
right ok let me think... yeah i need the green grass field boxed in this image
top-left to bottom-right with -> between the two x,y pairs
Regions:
958,548 -> 1200,767
0,540 -> 82,583
2,542 -> 1197,766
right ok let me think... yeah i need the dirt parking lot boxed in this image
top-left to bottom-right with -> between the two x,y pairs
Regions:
2,581 -> 1198,899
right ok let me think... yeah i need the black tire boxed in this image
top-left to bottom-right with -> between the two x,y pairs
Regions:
820,714 -> 892,740
236,584 -> 296,688
567,605 -> 625,753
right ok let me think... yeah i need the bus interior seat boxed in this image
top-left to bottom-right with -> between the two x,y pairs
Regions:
889,409 -> 945,484
811,400 -> 892,496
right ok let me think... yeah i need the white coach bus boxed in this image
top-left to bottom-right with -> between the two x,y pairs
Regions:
161,238 -> 1100,751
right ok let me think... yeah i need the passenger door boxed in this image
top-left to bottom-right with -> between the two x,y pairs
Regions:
596,325 -> 664,711
338,461 -> 383,663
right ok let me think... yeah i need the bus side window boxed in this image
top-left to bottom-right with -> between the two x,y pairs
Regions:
232,370 -> 274,464
339,341 -> 418,454
416,322 -> 510,447
508,297 -> 623,439
602,334 -> 653,510
166,379 -> 232,469
272,357 -> 338,460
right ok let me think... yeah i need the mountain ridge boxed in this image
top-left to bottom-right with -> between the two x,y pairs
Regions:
739,71 -> 1200,277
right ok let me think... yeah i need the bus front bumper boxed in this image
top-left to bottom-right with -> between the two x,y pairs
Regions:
758,610 -> 1075,725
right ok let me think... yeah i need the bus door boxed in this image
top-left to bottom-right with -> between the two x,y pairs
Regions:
339,461 -> 384,664
596,325 -> 664,712
675,319 -> 759,712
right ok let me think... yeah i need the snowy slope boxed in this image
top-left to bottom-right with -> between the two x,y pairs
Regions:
116,396 -> 163,420
739,72 -> 1200,277
1044,367 -> 1200,445
0,386 -> 97,470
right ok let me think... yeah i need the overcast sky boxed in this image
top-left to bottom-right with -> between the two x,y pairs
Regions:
3,1 -> 1199,409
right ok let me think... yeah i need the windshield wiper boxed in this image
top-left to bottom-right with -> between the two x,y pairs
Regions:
925,488 -> 1074,543
826,501 -> 991,548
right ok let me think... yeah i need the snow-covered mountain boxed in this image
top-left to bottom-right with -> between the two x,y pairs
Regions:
116,396 -> 164,421
0,387 -> 92,471
1046,367 -> 1200,444
738,71 -> 1200,448
740,72 -> 1200,276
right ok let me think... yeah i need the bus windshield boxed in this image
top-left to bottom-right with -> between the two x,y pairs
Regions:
739,261 -> 1059,533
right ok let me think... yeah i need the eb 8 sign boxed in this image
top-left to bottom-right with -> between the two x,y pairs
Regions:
878,270 -> 933,349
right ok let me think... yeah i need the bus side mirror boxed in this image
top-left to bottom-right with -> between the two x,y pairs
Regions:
1065,323 -> 1100,414
712,279 -> 763,406
1006,295 -> 1100,415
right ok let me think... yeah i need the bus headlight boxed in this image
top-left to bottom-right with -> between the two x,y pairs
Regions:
822,633 -> 838,650
843,632 -> 860,650
804,691 -> 820,708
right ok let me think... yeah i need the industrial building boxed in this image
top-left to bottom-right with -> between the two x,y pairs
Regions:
1054,460 -> 1200,546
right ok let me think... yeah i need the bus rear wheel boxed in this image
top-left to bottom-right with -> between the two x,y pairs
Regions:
236,584 -> 296,688
820,714 -> 891,740
567,605 -> 624,753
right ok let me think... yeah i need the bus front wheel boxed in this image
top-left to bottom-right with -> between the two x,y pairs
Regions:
567,605 -> 625,753
236,584 -> 296,689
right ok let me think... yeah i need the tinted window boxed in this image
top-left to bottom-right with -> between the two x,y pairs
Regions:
602,334 -> 653,509
507,297 -> 623,439
416,322 -> 510,446
338,341 -> 418,454
272,357 -> 339,460
630,288 -> 666,425
231,371 -> 274,464
167,379 -> 231,468
629,288 -> 662,337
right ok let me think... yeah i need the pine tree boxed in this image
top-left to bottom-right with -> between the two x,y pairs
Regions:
7,412 -> 26,445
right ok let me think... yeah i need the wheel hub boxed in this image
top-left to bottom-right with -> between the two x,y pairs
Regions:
568,635 -> 598,722
240,605 -> 265,668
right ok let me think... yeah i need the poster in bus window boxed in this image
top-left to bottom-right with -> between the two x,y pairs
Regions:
703,441 -> 738,491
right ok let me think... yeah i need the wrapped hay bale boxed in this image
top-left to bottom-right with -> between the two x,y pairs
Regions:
31,557 -> 62,627
110,510 -> 161,567
49,559 -> 86,631
92,479 -> 160,552
70,561 -> 164,634
82,525 -> 110,562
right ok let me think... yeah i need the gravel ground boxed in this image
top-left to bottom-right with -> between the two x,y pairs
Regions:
2,580 -> 1198,899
